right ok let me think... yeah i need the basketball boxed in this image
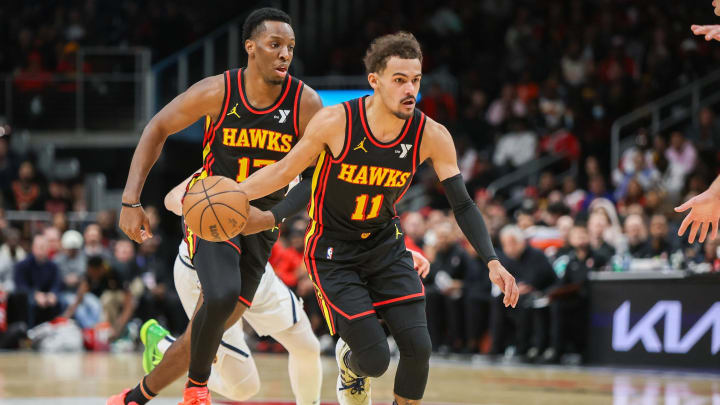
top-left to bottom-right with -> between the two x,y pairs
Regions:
182,176 -> 249,242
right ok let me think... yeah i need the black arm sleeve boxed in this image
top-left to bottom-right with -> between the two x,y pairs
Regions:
269,166 -> 314,225
440,173 -> 499,264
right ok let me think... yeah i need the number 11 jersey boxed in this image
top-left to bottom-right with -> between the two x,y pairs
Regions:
308,96 -> 426,238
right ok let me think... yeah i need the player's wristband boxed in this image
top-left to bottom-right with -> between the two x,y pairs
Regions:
121,201 -> 142,208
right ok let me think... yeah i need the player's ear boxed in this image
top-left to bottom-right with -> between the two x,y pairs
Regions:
245,39 -> 254,55
367,73 -> 378,90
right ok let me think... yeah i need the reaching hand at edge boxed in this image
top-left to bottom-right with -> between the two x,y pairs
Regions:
675,177 -> 720,243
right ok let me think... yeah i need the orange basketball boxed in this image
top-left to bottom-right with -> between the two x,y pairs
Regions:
182,176 -> 249,242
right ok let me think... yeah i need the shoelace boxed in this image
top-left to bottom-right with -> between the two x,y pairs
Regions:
187,389 -> 209,405
339,375 -> 366,395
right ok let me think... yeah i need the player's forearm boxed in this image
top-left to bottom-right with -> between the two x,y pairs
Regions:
122,124 -> 169,202
441,173 -> 498,264
268,166 -> 314,225
242,161 -> 301,201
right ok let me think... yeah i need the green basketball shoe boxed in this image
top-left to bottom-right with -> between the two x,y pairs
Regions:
140,319 -> 170,374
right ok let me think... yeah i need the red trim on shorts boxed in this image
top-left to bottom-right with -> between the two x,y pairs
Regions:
306,224 -> 376,322
359,97 -> 412,149
330,101 -> 353,163
372,282 -> 425,307
225,240 -> 241,254
238,69 -> 291,114
237,295 -> 252,307
293,81 -> 303,136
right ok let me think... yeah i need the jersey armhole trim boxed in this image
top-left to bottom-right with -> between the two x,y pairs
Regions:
293,81 -> 304,136
330,101 -> 352,163
211,70 -> 232,134
412,113 -> 427,170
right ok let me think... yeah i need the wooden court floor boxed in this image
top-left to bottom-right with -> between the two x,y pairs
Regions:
0,352 -> 718,404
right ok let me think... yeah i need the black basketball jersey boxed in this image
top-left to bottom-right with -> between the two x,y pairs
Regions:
308,96 -> 426,237
194,68 -> 304,210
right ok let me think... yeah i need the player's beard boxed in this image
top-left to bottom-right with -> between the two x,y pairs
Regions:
393,109 -> 413,120
264,75 -> 284,86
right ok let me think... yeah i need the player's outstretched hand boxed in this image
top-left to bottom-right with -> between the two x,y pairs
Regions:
691,24 -> 720,41
119,206 -> 153,244
410,250 -> 430,278
488,260 -> 518,308
240,207 -> 276,235
675,186 -> 720,243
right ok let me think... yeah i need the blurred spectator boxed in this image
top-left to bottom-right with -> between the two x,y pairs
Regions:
538,77 -> 566,129
586,212 -> 616,268
45,181 -> 72,214
0,228 -> 26,292
544,226 -> 592,363
580,175 -> 614,212
562,176 -> 586,214
53,230 -> 86,291
648,214 -> 676,259
402,212 -> 427,253
83,224 -> 110,260
43,227 -> 61,259
624,214 -> 652,259
490,226 -> 556,359
269,222 -> 305,289
616,178 -> 645,217
13,234 -> 62,326
418,83 -> 457,125
493,119 -> 537,170
134,237 -> 185,335
685,107 -> 720,155
0,138 -> 19,193
613,150 -> 661,201
664,131 -> 697,195
52,212 -> 69,233
8,161 -> 43,211
96,210 -> 120,242
486,84 -> 526,127
561,40 -> 590,87
425,221 -> 480,352
701,238 -> 720,272
63,256 -> 134,339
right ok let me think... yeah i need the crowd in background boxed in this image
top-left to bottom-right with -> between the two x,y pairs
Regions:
2,0 -> 720,362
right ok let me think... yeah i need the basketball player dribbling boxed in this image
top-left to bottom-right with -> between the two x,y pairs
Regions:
114,8 -> 327,405
234,32 -> 520,405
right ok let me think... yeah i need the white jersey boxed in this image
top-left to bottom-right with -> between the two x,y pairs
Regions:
176,240 -> 301,337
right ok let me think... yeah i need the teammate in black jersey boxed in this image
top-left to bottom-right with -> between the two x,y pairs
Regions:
115,8 -> 323,405
236,32 -> 519,405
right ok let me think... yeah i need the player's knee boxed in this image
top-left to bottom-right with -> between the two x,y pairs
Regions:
395,326 -> 432,364
223,371 -> 260,401
204,288 -> 241,318
355,341 -> 391,377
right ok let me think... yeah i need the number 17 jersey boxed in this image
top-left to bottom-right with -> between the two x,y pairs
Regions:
308,96 -> 426,238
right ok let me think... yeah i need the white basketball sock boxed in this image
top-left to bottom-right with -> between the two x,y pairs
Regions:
272,311 -> 322,405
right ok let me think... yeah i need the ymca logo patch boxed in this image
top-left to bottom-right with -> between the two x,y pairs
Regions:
275,109 -> 291,123
395,143 -> 412,158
